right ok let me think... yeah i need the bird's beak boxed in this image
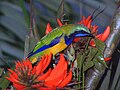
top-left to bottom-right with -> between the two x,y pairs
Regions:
90,33 -> 95,38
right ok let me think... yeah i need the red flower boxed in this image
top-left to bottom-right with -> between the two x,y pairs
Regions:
89,26 -> 110,46
78,16 -> 93,29
6,53 -> 72,90
78,16 -> 110,46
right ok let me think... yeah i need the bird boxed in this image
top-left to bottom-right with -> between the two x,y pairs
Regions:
27,24 -> 93,63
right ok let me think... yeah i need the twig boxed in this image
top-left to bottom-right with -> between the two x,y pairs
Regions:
29,0 -> 33,37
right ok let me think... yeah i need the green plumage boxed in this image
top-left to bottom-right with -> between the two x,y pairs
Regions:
28,24 -> 91,63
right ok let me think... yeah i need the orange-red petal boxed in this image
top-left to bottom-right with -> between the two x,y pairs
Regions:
15,61 -> 23,70
92,25 -> 98,33
5,76 -> 18,83
23,59 -> 32,70
38,68 -> 52,81
58,71 -> 72,88
45,54 -> 67,80
13,83 -> 26,90
7,69 -> 18,79
36,57 -> 44,75
42,53 -> 52,72
36,53 -> 52,75
89,39 -> 95,47
90,26 -> 110,46
85,16 -> 92,26
57,19 -> 63,26
38,87 -> 56,90
104,57 -> 111,61
32,83 -> 42,88
100,26 -> 110,42
96,34 -> 102,39
45,23 -> 52,35
87,19 -> 92,28
45,70 -> 67,87
32,66 -> 36,74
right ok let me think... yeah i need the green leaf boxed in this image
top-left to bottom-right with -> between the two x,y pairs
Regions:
77,53 -> 85,69
93,38 -> 108,69
0,66 -> 15,89
83,61 -> 94,72
0,68 -> 3,76
93,52 -> 108,71
93,59 -> 105,72
73,59 -> 77,68
67,50 -> 75,62
94,38 -> 106,53
96,52 -> 108,68
0,72 -> 10,89
87,47 -> 98,61
77,49 -> 91,70
69,45 -> 75,55
66,45 -> 75,62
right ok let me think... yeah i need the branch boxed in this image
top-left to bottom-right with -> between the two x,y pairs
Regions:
24,0 -> 36,59
85,3 -> 120,90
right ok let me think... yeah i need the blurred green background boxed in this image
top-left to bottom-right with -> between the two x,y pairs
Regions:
0,0 -> 119,90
